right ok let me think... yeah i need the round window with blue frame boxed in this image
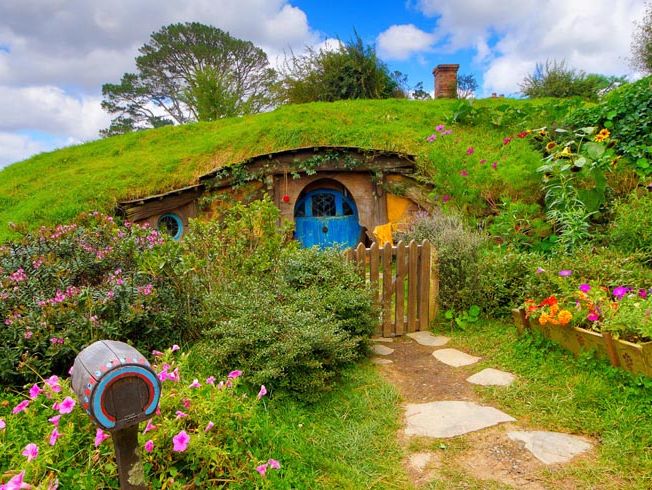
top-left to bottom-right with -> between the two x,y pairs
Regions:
157,213 -> 183,240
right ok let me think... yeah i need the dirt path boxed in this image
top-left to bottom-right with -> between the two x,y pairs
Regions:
373,336 -> 596,490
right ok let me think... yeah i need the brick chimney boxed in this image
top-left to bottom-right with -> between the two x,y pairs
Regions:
433,64 -> 460,98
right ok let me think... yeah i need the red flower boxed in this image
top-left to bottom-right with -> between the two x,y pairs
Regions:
539,295 -> 557,307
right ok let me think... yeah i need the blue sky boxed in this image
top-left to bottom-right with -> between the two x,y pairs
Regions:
0,0 -> 646,169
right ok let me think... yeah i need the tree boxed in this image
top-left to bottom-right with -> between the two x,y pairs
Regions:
520,59 -> 625,100
101,22 -> 277,136
457,74 -> 478,99
278,32 -> 406,103
411,82 -> 431,100
631,2 -> 652,74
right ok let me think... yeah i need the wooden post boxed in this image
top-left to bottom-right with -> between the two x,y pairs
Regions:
382,242 -> 393,337
407,240 -> 418,332
355,242 -> 366,280
602,332 -> 621,368
395,241 -> 406,336
369,242 -> 380,307
418,240 -> 431,331
428,242 -> 439,324
113,426 -> 147,490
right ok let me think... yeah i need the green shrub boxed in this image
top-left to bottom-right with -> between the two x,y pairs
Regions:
196,248 -> 376,402
0,213 -> 187,386
487,199 -> 552,251
396,211 -> 485,312
0,348 -> 281,489
607,191 -> 652,263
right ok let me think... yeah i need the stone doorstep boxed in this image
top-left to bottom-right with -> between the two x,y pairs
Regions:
466,368 -> 516,386
406,331 -> 450,347
507,431 -> 593,465
404,401 -> 516,438
432,348 -> 481,367
371,344 -> 395,356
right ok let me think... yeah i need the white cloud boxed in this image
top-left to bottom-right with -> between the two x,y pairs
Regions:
0,132 -> 49,169
415,0 -> 647,95
377,24 -> 436,60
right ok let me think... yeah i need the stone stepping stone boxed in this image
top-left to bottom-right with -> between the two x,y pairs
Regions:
371,358 -> 393,365
405,401 -> 515,438
466,368 -> 515,386
406,331 -> 450,347
371,337 -> 394,343
372,344 -> 394,356
432,348 -> 480,367
507,431 -> 593,465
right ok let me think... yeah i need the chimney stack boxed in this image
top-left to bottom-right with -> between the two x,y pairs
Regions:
433,64 -> 459,98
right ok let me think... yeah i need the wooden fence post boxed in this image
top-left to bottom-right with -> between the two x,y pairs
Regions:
428,242 -> 439,324
369,242 -> 380,306
395,241 -> 406,336
418,240 -> 431,331
382,242 -> 393,337
407,240 -> 418,332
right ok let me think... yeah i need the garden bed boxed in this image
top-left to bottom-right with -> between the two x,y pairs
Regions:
512,308 -> 652,377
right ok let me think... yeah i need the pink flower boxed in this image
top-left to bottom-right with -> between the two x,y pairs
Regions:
57,397 -> 76,414
175,410 -> 187,419
639,288 -> 648,299
558,270 -> 573,277
143,420 -> 157,434
94,428 -> 110,447
29,384 -> 42,399
0,418 -> 5,430
480,159 -> 487,164
172,430 -> 190,452
435,124 -> 446,132
536,267 -> 545,274
22,443 -> 38,461
189,379 -> 201,389
12,400 -> 30,414
48,415 -> 61,426
491,161 -> 498,169
441,194 -> 451,203
1,470 -> 30,489
49,427 -> 62,446
171,344 -> 180,352
579,284 -> 591,293
206,376 -> 216,385
45,375 -> 61,393
204,421 -> 215,432
612,286 -> 629,299
228,370 -> 242,379
144,440 -> 154,453
152,350 -> 163,357
466,146 -> 474,155
426,133 -> 437,142
268,459 -> 281,470
257,385 -> 267,400
587,312 -> 600,322
182,398 -> 191,409
459,169 -> 469,177
503,136 -> 513,145
10,268 -> 27,283
256,464 -> 268,477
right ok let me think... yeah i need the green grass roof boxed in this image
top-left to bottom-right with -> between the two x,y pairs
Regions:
0,98 -> 557,241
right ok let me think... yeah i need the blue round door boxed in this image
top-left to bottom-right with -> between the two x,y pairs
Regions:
294,189 -> 362,249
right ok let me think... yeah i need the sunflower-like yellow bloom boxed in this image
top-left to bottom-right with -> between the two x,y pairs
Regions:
559,146 -> 573,157
594,128 -> 610,142
545,141 -> 557,152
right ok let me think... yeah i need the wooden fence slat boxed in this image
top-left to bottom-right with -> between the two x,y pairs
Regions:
369,242 -> 380,306
382,242 -> 393,337
395,241 -> 406,336
418,240 -> 431,331
429,245 -> 439,324
407,240 -> 418,332
355,242 -> 366,280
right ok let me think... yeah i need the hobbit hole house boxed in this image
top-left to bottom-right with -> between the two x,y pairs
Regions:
118,146 -> 430,248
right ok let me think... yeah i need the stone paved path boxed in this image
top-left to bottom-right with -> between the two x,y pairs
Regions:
371,330 -> 594,488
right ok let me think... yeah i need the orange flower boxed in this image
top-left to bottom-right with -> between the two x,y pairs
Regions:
558,310 -> 573,325
594,128 -> 610,142
550,304 -> 559,316
539,312 -> 550,325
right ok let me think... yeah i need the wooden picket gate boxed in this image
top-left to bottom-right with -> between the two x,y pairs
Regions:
346,240 -> 439,337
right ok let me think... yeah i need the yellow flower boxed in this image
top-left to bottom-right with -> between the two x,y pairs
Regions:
594,128 -> 610,142
558,310 -> 573,325
545,141 -> 557,152
559,146 -> 573,157
539,312 -> 549,325
539,129 -> 548,136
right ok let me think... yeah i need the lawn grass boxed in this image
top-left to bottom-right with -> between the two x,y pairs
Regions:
0,98 -> 565,242
439,319 -> 652,489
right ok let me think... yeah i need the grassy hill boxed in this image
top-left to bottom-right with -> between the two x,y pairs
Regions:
0,97 -> 570,241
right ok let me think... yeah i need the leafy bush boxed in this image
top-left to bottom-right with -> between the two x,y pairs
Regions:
564,76 -> 652,177
0,213 -> 187,386
195,248 -> 376,402
0,348 -> 281,489
487,199 -> 552,251
607,190 -> 652,263
396,211 -> 485,312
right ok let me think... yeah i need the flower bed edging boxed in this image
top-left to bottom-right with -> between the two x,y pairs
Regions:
512,308 -> 652,378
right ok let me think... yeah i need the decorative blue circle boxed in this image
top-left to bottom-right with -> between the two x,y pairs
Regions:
158,213 -> 183,240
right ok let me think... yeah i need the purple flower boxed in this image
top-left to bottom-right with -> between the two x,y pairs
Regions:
257,385 -> 268,400
612,286 -> 629,299
144,439 -> 154,453
22,443 -> 38,461
426,133 -> 437,142
57,397 -> 76,414
12,400 -> 30,414
175,410 -> 188,419
228,370 -> 242,379
268,459 -> 281,470
189,379 -> 201,389
256,464 -> 268,477
466,146 -> 475,155
559,270 -> 573,277
172,430 -> 190,452
587,312 -> 600,322
639,288 -> 648,299
579,284 -> 591,293
460,169 -> 469,177
49,427 -> 62,446
435,124 -> 446,132
441,194 -> 451,203
204,421 -> 215,432
29,384 -> 42,399
536,267 -> 545,274
206,376 -> 216,385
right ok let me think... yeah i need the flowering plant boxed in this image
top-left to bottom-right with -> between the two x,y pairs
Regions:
0,346 -> 279,488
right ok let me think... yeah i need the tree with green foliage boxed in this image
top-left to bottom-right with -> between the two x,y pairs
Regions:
457,73 -> 478,99
101,22 -> 277,136
631,2 -> 652,73
520,59 -> 625,100
411,82 -> 431,100
278,32 -> 406,103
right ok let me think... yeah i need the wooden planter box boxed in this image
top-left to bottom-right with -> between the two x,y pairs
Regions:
512,308 -> 652,378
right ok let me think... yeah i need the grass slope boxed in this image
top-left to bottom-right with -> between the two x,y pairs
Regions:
0,98 -> 553,242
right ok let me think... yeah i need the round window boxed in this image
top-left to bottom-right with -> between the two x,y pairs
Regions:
157,213 -> 183,240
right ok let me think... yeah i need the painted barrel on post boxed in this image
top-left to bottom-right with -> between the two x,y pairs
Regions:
71,340 -> 161,490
